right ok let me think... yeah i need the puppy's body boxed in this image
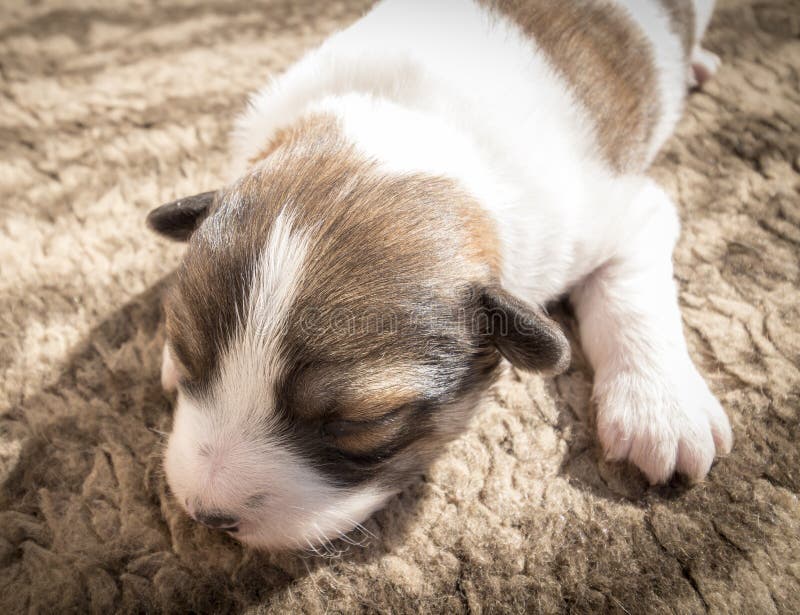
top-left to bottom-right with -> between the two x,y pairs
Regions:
233,0 -> 709,304
150,0 -> 731,551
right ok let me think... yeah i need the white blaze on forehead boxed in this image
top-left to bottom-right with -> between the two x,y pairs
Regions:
166,208 -> 312,506
214,209 -> 310,425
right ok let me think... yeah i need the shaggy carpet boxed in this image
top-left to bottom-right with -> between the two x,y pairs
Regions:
1,0 -> 798,613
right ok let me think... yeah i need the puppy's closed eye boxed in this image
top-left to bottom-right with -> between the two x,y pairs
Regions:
322,405 -> 415,458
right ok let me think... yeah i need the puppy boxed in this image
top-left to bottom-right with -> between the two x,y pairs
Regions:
148,0 -> 732,550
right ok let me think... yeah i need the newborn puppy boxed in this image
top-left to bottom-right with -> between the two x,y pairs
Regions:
148,0 -> 732,550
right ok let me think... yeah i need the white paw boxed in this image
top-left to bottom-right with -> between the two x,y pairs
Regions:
594,364 -> 732,484
690,47 -> 721,89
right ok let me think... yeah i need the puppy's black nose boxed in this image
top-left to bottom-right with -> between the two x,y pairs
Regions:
194,511 -> 240,531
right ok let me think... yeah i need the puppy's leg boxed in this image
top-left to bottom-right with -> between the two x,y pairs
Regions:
572,180 -> 732,483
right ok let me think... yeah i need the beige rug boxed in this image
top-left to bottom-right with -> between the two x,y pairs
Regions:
1,0 -> 798,612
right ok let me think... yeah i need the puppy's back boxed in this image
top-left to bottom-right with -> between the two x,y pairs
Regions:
480,0 -> 706,172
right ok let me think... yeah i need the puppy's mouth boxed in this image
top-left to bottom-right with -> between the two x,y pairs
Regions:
183,499 -> 245,534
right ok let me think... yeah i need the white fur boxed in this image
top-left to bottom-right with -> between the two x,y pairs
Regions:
169,0 -> 731,548
215,208 -> 306,419
165,393 -> 389,550
692,0 -> 716,42
690,47 -> 721,88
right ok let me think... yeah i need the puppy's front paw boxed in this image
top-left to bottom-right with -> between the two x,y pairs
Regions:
595,365 -> 732,484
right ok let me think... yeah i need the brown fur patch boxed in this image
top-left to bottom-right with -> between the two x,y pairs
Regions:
481,0 -> 661,172
657,0 -> 696,58
247,141 -> 282,168
456,200 -> 502,275
340,366 -> 428,421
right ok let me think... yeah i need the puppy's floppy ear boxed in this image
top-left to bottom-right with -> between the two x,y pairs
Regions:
146,190 -> 216,241
479,285 -> 570,373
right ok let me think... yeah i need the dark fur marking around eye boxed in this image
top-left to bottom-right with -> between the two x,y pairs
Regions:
321,403 -> 413,440
322,403 -> 430,467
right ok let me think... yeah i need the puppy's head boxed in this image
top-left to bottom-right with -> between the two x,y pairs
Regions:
148,118 -> 569,550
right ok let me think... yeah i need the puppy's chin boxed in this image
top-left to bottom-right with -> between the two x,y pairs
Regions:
163,394 -> 392,551
233,488 -> 391,551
